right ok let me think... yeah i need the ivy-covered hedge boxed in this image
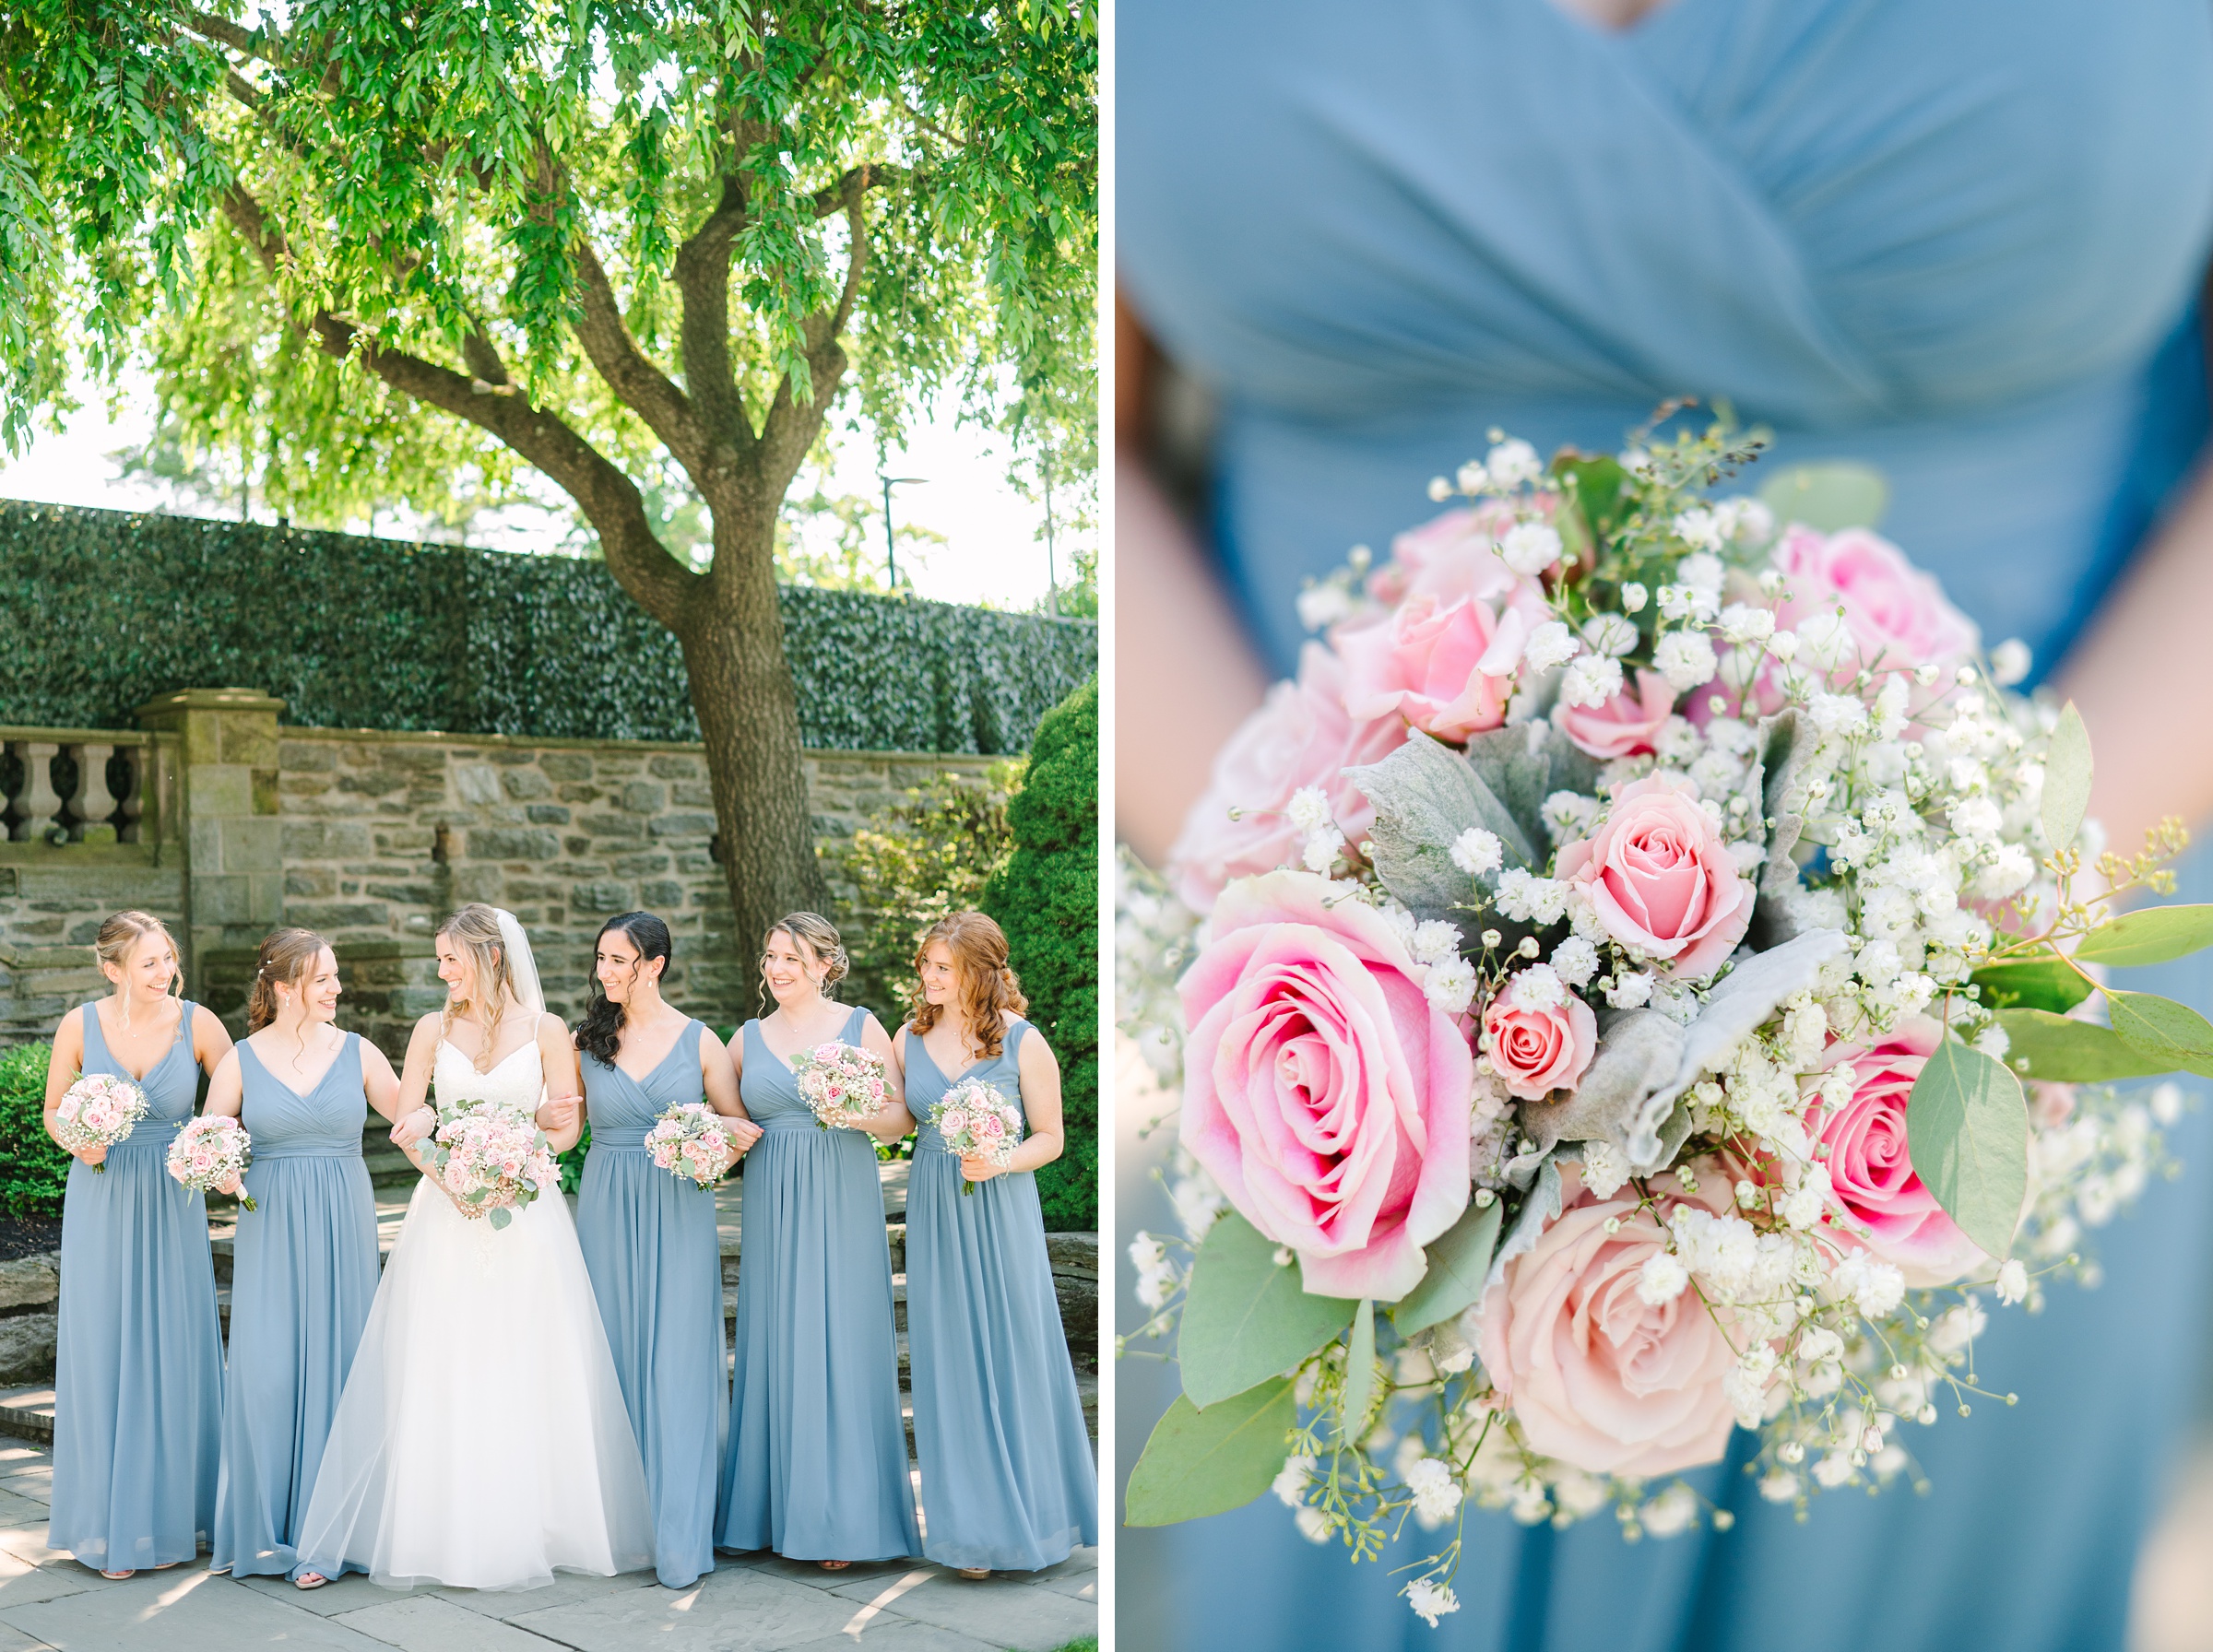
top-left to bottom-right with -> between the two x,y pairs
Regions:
0,1044 -> 68,1216
0,501 -> 1095,753
984,678 -> 1097,1232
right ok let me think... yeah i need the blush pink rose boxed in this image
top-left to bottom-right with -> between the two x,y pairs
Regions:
1481,974 -> 1596,1101
1179,870 -> 1475,1301
1335,593 -> 1519,744
1553,668 -> 1677,761
1556,776 -> 1755,979
1806,1021 -> 1987,1286
1371,502 -> 1535,608
1167,643 -> 1409,912
1476,1166 -> 1744,1476
1772,525 -> 1978,688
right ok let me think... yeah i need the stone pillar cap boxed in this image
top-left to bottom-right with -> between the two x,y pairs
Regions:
134,688 -> 288,724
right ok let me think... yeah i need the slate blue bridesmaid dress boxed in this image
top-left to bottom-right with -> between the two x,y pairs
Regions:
577,1019 -> 726,1589
209,1033 -> 379,1579
1119,2 -> 2213,1647
716,1006 -> 920,1561
904,1018 -> 1097,1571
49,999 -> 223,1571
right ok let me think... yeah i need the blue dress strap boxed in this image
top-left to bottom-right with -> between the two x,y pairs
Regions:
843,1004 -> 870,1044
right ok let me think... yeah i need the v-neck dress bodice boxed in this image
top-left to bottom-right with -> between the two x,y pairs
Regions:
576,1018 -> 726,1588
51,998 -> 221,1570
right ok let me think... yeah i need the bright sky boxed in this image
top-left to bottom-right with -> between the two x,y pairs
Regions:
0,372 -> 1078,611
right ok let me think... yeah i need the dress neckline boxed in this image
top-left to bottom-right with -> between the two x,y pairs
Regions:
912,1017 -> 1020,1087
753,1008 -> 858,1074
88,997 -> 190,1084
439,1036 -> 539,1078
610,1017 -> 694,1085
243,1030 -> 350,1102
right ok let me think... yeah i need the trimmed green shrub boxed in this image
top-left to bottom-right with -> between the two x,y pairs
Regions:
984,678 -> 1097,1232
0,501 -> 1095,754
0,1044 -> 69,1215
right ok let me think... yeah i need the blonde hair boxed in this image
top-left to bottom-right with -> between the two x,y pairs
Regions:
759,912 -> 848,1014
438,903 -> 519,1071
92,910 -> 182,1027
246,928 -> 331,1033
908,911 -> 1026,1059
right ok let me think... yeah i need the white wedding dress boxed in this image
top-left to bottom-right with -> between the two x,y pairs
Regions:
295,1001 -> 654,1589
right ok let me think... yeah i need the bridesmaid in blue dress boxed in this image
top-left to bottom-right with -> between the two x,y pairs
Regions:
572,911 -> 761,1589
202,928 -> 401,1587
716,912 -> 921,1568
1117,4 -> 2213,1647
898,911 -> 1096,1577
41,910 -> 232,1577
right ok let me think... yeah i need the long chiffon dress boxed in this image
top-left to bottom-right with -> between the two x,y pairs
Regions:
904,1019 -> 1097,1571
716,1007 -> 920,1561
209,1034 -> 379,1578
576,1021 -> 727,1589
1120,3 -> 2213,1647
49,999 -> 223,1572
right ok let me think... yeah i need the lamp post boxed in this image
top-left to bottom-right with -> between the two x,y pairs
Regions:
880,474 -> 927,590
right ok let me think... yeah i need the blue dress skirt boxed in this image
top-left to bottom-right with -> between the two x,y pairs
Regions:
576,1020 -> 727,1589
209,1034 -> 379,1579
49,999 -> 223,1571
904,1019 -> 1097,1571
716,1008 -> 920,1561
1118,1 -> 2213,1645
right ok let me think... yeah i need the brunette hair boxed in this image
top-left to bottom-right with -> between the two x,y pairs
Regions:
438,903 -> 519,1071
907,911 -> 1026,1059
245,928 -> 333,1033
575,912 -> 672,1068
758,912 -> 848,1014
91,910 -> 183,1026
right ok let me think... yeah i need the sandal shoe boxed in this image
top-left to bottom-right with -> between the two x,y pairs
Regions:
295,1572 -> 329,1590
99,1569 -> 135,1580
956,1568 -> 991,1581
816,1559 -> 852,1572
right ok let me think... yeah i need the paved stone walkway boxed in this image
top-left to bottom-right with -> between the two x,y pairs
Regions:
0,1444 -> 1096,1651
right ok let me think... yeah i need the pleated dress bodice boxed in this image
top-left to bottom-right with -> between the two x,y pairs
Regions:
716,1007 -> 920,1561
576,1019 -> 727,1589
903,1020 -> 1096,1571
52,998 -> 222,1571
212,1032 -> 379,1579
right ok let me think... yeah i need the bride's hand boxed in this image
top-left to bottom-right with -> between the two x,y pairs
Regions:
390,1108 -> 437,1149
536,1095 -> 581,1134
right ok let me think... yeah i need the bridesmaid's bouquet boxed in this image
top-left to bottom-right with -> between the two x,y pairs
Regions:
419,1103 -> 559,1230
929,1078 -> 1023,1193
167,1115 -> 255,1210
52,1074 -> 148,1174
791,1041 -> 889,1131
1122,415 -> 2207,1625
645,1102 -> 733,1188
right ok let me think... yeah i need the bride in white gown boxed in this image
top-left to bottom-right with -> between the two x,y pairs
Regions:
294,903 -> 653,1590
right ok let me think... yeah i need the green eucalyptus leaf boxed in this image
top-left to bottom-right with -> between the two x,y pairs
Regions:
1124,1380 -> 1296,1528
1178,1210 -> 1357,1410
2041,702 -> 2093,856
1340,1299 -> 1377,1441
1757,462 -> 1889,533
1391,1196 -> 1504,1335
1905,1036 -> 2029,1261
2104,989 -> 2213,1078
1970,956 -> 2095,1016
2075,905 -> 2213,968
1348,731 -> 1539,924
1994,1009 -> 2170,1082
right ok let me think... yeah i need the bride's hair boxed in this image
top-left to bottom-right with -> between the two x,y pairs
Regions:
757,912 -> 847,1016
438,903 -> 519,1072
246,927 -> 332,1035
907,911 -> 1026,1059
575,912 -> 671,1068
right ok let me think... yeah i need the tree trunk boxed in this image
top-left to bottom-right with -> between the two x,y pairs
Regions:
677,508 -> 830,973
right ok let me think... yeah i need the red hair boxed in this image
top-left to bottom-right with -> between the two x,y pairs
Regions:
908,911 -> 1027,1058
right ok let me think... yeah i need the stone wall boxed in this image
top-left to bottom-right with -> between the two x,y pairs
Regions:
0,690 -> 998,1054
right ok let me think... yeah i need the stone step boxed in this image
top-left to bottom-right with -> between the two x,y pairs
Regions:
0,1387 -> 53,1446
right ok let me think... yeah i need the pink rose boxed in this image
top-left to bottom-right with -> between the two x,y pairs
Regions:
1556,776 -> 1755,980
979,1115 -> 1004,1138
1554,668 -> 1677,761
1372,502 -> 1533,608
1336,594 -> 1520,744
1476,1167 -> 1744,1476
1179,870 -> 1475,1300
1168,643 -> 1409,913
1772,525 -> 1977,689
1806,1021 -> 1986,1286
941,1108 -> 969,1136
1481,975 -> 1596,1101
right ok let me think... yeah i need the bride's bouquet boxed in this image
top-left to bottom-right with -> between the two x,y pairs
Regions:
52,1074 -> 148,1173
1120,416 -> 2207,1625
645,1102 -> 733,1188
167,1115 -> 255,1210
420,1103 -> 559,1230
929,1078 -> 1024,1194
791,1041 -> 890,1131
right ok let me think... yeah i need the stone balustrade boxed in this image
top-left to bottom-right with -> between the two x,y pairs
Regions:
0,730 -> 161,846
